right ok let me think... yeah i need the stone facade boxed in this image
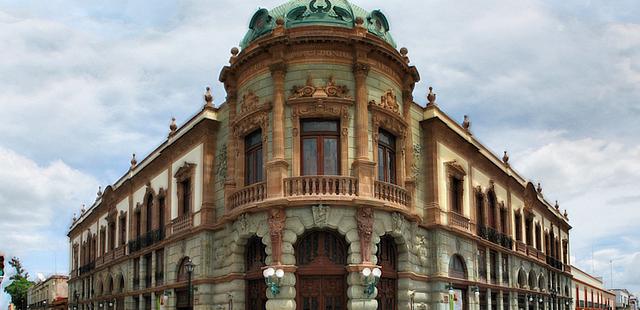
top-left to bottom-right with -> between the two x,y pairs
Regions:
27,275 -> 69,310
67,1 -> 573,310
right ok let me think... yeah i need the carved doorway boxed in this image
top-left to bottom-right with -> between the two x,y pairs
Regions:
295,230 -> 347,310
377,235 -> 398,310
245,236 -> 267,310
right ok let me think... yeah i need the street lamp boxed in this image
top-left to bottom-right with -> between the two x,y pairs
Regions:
263,267 -> 285,296
185,258 -> 195,310
362,267 -> 382,297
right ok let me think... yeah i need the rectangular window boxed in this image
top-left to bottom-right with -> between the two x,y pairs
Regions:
502,255 -> 509,284
301,120 -> 339,175
135,211 -> 141,237
500,208 -> 508,234
377,129 -> 396,184
144,254 -> 152,288
490,250 -> 498,284
525,217 -> 533,245
155,249 -> 164,285
450,176 -> 463,213
119,215 -> 127,246
100,230 -> 106,255
180,178 -> 191,215
109,222 -> 116,250
244,130 -> 263,185
158,197 -> 165,230
514,213 -> 522,241
536,224 -> 542,250
478,247 -> 487,282
133,257 -> 140,289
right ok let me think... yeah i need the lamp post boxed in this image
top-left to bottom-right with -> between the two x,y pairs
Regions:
263,267 -> 285,296
362,267 -> 382,297
185,258 -> 195,310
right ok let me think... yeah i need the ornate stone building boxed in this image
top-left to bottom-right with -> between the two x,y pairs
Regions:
27,275 -> 69,310
67,1 -> 573,309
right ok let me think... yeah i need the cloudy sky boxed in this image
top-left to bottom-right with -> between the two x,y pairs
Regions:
0,0 -> 638,306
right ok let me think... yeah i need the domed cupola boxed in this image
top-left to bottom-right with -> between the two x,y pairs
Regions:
240,0 -> 396,49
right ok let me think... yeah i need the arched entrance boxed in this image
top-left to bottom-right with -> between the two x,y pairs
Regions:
377,235 -> 397,310
245,236 -> 267,310
295,230 -> 347,310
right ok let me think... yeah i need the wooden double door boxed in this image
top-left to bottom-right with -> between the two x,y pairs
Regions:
296,230 -> 348,310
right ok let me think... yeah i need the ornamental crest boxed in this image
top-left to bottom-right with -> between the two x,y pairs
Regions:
369,90 -> 400,115
240,91 -> 270,114
286,0 -> 354,24
289,75 -> 351,99
391,212 -> 405,235
312,204 -> 330,227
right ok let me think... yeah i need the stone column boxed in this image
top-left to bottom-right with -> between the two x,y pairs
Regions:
488,289 -> 493,310
224,80 -> 238,208
347,270 -> 378,310
266,63 -> 289,199
139,294 -> 145,310
151,292 -> 156,310
151,250 -> 156,288
352,63 -> 376,197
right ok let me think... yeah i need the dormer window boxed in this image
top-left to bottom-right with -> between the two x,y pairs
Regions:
301,120 -> 339,175
377,129 -> 396,184
244,129 -> 264,185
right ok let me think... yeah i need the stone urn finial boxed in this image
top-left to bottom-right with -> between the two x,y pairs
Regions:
169,117 -> 177,137
130,153 -> 137,169
502,151 -> 510,165
72,213 -> 77,222
427,87 -> 436,106
204,86 -> 214,108
555,200 -> 560,210
400,47 -> 409,64
229,47 -> 239,64
96,186 -> 102,200
80,204 -> 86,214
564,209 -> 568,218
537,182 -> 543,194
462,115 -> 471,131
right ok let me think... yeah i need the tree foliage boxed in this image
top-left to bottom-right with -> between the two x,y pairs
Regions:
3,257 -> 33,309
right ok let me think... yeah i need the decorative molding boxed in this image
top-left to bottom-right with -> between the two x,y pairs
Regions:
369,89 -> 400,115
391,212 -> 405,235
268,208 -> 286,265
312,204 -> 330,227
289,75 -> 351,99
240,91 -> 271,115
445,161 -> 466,179
356,207 -> 374,263
174,162 -> 196,182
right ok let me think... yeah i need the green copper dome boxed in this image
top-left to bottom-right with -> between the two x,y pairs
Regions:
240,0 -> 396,49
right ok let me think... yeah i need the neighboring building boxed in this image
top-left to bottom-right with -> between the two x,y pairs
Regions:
571,266 -> 614,310
67,1 -> 573,309
611,289 -> 633,310
27,275 -> 69,310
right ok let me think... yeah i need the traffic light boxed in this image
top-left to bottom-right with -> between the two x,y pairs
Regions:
0,254 -> 4,283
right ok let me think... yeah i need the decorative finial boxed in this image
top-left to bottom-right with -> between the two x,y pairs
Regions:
130,153 -> 137,169
563,209 -> 568,218
400,47 -> 409,63
502,151 -> 509,164
275,18 -> 284,26
427,87 -> 436,106
169,118 -> 177,137
355,17 -> 364,26
555,200 -> 560,210
96,186 -> 102,199
537,182 -> 543,194
204,86 -> 214,108
462,115 -> 471,132
230,47 -> 239,64
72,213 -> 77,222
80,204 -> 86,214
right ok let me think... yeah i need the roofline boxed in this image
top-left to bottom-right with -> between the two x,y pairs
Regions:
423,104 -> 571,228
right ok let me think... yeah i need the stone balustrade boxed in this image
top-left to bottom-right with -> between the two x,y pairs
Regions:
229,182 -> 266,210
374,180 -> 411,207
284,176 -> 358,197
172,214 -> 193,234
448,211 -> 470,230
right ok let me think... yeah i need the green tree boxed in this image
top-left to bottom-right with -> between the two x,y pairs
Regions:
3,257 -> 33,310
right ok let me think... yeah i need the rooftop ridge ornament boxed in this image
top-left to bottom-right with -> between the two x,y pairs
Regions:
96,186 -> 102,201
502,151 -> 510,166
564,209 -> 568,218
229,47 -> 239,64
462,115 -> 471,132
169,118 -> 177,137
537,183 -> 543,196
426,87 -> 436,106
130,153 -> 137,170
555,201 -> 560,210
204,86 -> 214,108
399,47 -> 409,64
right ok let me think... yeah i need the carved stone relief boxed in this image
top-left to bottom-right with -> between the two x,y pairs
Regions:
289,75 -> 351,99
369,89 -> 400,115
356,207 -> 374,263
312,204 -> 330,227
391,212 -> 405,235
268,209 -> 286,265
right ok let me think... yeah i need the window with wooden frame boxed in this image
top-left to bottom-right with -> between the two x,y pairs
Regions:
245,236 -> 267,310
244,129 -> 264,185
535,224 -> 542,250
562,240 -> 568,264
174,162 -> 195,218
478,247 -> 487,281
301,120 -> 340,175
490,250 -> 498,283
476,191 -> 485,234
446,161 -> 466,214
487,190 -> 497,229
500,207 -> 508,234
525,216 -> 533,246
145,193 -> 153,233
157,195 -> 165,230
134,209 -> 141,237
108,221 -> 116,250
377,129 -> 396,184
514,212 -> 522,241
502,255 -> 509,284
100,228 -> 106,256
119,213 -> 127,246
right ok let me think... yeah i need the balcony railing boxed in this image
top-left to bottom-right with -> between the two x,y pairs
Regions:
478,226 -> 513,249
546,255 -> 564,270
172,214 -> 193,234
229,182 -> 266,210
448,212 -> 470,230
284,176 -> 358,197
114,246 -> 125,259
374,181 -> 410,207
128,229 -> 165,253
515,241 -> 527,253
79,262 -> 95,275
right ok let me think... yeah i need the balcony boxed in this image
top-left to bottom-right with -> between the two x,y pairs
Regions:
284,176 -> 358,198
228,181 -> 266,210
546,255 -> 564,270
448,211 -> 470,231
79,262 -> 95,275
515,241 -> 527,254
172,214 -> 193,234
374,181 -> 411,208
114,246 -> 126,259
128,229 -> 165,253
478,226 -> 513,249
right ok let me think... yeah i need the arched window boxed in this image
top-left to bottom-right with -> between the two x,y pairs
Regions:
245,236 -> 266,310
377,235 -> 398,310
244,130 -> 264,185
377,129 -> 396,184
476,192 -> 485,234
176,257 -> 191,282
301,120 -> 340,175
145,193 -> 153,233
518,269 -> 527,288
487,190 -> 497,229
449,254 -> 467,279
529,271 -> 537,289
158,195 -> 165,230
119,275 -> 125,293
539,275 -> 546,292
96,281 -> 103,296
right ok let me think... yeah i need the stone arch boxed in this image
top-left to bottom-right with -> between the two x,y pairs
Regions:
528,270 -> 537,289
539,274 -> 546,292
176,256 -> 191,282
96,278 -> 103,296
517,268 -> 527,288
448,254 -> 468,279
117,273 -> 126,293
